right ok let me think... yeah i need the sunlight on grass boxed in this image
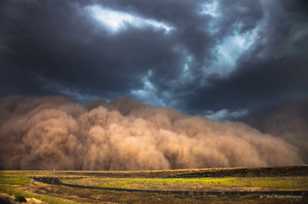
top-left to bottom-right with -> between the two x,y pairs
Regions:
63,176 -> 308,191
1,169 -> 307,204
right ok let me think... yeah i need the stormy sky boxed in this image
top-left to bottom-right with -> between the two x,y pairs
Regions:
1,0 -> 308,120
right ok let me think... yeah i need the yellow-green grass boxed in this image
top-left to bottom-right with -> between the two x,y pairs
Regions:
63,176 -> 308,191
1,168 -> 308,204
0,173 -> 82,204
0,185 -> 81,204
1,166 -> 308,178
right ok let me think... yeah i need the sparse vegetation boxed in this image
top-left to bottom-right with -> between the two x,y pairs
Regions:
14,194 -> 26,202
0,166 -> 307,204
63,176 -> 308,191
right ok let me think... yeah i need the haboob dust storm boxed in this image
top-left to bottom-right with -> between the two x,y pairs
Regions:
0,96 -> 303,170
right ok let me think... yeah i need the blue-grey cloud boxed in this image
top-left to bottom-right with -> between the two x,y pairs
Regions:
0,0 -> 307,117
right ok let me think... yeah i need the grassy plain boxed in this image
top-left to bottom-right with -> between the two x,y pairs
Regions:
0,166 -> 308,204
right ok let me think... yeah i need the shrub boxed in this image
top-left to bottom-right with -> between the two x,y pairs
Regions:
14,194 -> 26,202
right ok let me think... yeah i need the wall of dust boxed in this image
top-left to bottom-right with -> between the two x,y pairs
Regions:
0,96 -> 303,170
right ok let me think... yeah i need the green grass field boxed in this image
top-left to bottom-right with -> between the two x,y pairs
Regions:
0,166 -> 308,204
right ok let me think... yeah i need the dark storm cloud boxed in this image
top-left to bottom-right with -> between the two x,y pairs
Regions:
181,0 -> 308,114
0,0 -> 307,115
0,0 -> 185,98
186,57 -> 308,112
0,0 -> 262,99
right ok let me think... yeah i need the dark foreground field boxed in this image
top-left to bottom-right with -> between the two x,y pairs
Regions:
1,166 -> 308,204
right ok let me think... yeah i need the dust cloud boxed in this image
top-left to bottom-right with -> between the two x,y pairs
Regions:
0,96 -> 303,170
